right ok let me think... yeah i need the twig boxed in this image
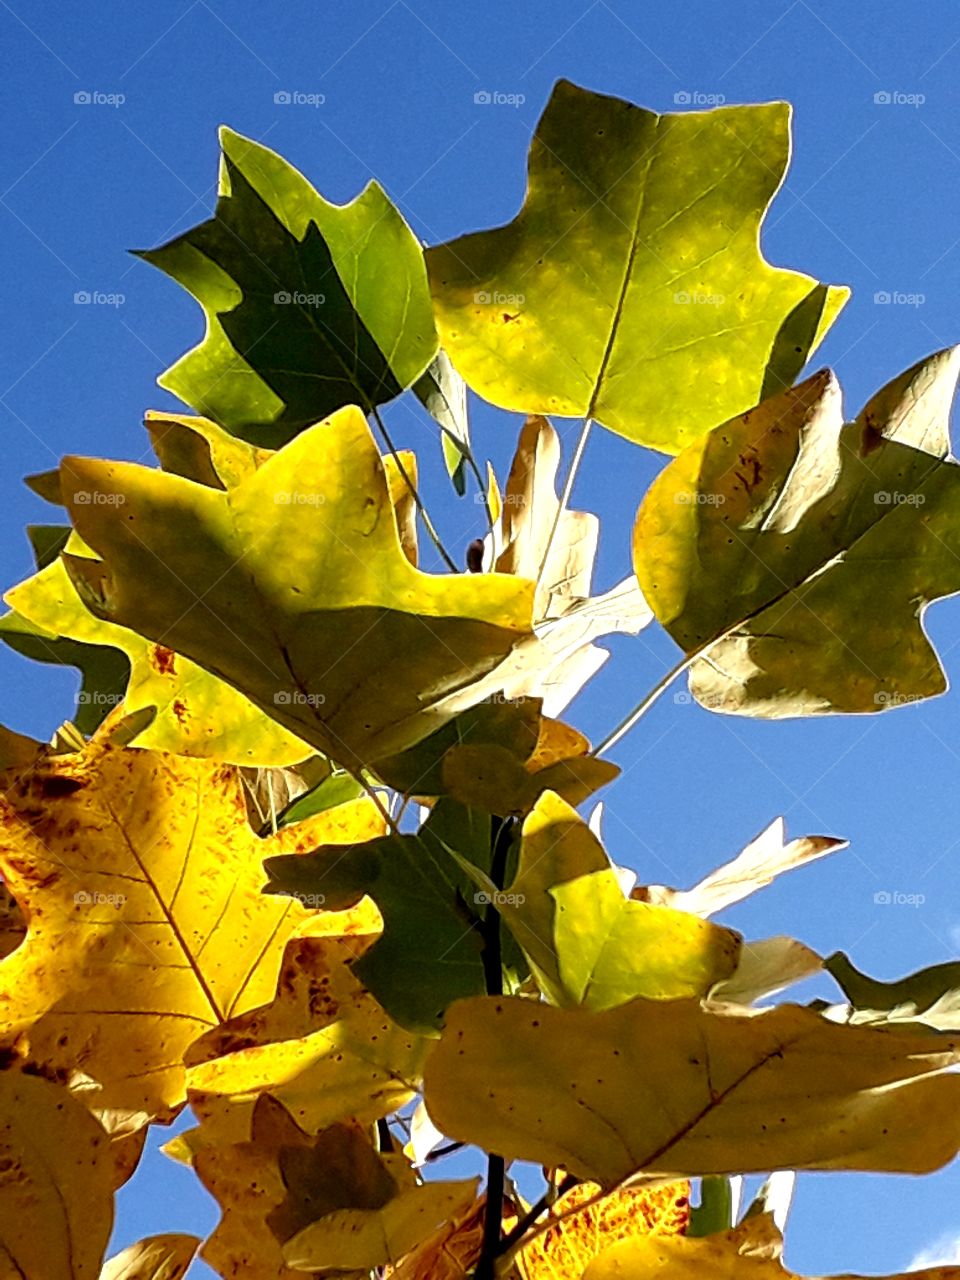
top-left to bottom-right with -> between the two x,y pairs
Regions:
371,405 -> 459,571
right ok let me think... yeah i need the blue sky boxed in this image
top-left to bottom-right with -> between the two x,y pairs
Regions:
2,1 -> 960,1273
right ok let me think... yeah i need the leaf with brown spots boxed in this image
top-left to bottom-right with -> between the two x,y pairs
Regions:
633,348 -> 960,716
185,931 -> 428,1137
0,1064 -> 115,1279
0,731 -> 384,1117
423,995 -> 960,1186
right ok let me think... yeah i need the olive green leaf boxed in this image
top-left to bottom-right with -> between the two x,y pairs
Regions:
824,951 -> 960,1031
423,995 -> 960,1186
633,347 -> 960,716
427,80 -> 847,453
60,405 -> 535,773
135,127 -> 437,446
263,799 -> 524,1032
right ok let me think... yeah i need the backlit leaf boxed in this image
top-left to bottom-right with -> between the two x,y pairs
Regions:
427,80 -> 847,453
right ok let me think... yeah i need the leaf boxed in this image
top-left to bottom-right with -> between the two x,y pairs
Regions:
278,1121 -> 478,1273
99,1234 -> 200,1280
580,1211 -> 960,1279
189,1094 -> 331,1280
135,127 -> 437,445
61,405 -> 535,773
423,995 -> 960,1186
824,951 -> 960,1031
633,348 -> 960,716
5,544 -> 311,766
710,936 -> 822,1005
0,1066 -> 114,1280
638,819 -> 846,916
413,350 -> 472,495
516,1179 -> 690,1279
0,731 -> 384,1116
495,791 -> 740,1009
427,80 -> 847,453
144,410 -> 272,488
263,800 -> 512,1031
185,930 -> 427,1140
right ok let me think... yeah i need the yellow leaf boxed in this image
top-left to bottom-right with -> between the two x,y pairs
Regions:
187,933 -> 428,1136
499,792 -> 740,1008
99,1233 -> 200,1280
0,1066 -> 114,1280
581,1211 -> 960,1279
60,404 -> 535,773
0,733 -> 384,1116
423,995 -> 960,1185
517,1179 -> 690,1279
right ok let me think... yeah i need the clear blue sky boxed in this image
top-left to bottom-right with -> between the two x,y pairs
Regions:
2,1 -> 960,1273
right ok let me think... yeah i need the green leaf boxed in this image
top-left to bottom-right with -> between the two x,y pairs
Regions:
426,79 -> 848,454
60,405 -> 534,772
633,347 -> 960,716
135,127 -> 437,446
276,770 -> 365,828
687,1176 -> 739,1238
413,349 -> 471,495
264,801 -> 517,1032
499,791 -> 740,1008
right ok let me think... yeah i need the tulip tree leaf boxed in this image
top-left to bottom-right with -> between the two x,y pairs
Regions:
498,792 -> 740,1008
135,127 -> 437,446
0,731 -> 384,1116
633,348 -> 960,716
100,1234 -> 201,1280
5,546 -> 311,766
423,995 -> 960,1186
413,349 -> 472,495
264,800 -> 524,1032
581,1211 -> 960,1280
60,405 -> 535,773
825,951 -> 960,1031
0,1066 -> 115,1280
427,79 -> 848,454
186,933 -> 428,1137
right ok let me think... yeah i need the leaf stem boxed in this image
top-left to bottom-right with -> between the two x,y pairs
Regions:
536,416 -> 594,588
371,406 -> 459,572
496,1173 -> 576,1258
591,647 -> 704,758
